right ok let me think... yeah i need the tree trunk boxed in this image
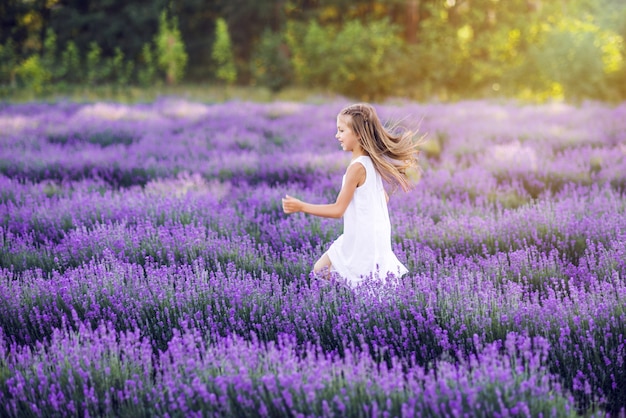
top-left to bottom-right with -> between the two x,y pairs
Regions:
406,0 -> 420,44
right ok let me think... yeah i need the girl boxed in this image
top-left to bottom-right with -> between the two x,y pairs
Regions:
282,103 -> 420,286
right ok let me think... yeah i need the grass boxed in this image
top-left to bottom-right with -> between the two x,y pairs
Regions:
0,83 -> 343,104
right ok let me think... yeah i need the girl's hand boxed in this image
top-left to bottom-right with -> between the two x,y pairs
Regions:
282,194 -> 302,214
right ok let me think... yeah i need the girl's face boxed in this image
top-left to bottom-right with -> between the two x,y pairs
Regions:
336,115 -> 361,153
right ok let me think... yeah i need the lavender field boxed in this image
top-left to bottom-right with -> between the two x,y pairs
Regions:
1,98 -> 625,417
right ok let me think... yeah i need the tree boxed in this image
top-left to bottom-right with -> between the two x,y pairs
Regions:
0,40 -> 18,87
211,17 -> 237,84
15,55 -> 49,93
48,0 -> 167,63
155,11 -> 188,85
288,18 -> 403,99
251,28 -> 293,92
59,40 -> 81,83
137,43 -> 157,86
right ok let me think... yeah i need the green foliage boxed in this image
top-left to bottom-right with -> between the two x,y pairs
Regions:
251,29 -> 293,92
112,47 -> 134,86
71,41 -> 136,87
137,43 -> 158,87
86,42 -> 105,85
60,41 -> 81,84
411,0 -> 548,99
15,55 -> 50,93
409,8 -> 460,99
41,28 -> 58,80
287,20 -> 330,86
212,18 -> 237,84
0,0 -> 625,101
288,18 -> 403,99
0,40 -> 18,87
530,16 -> 623,101
155,11 -> 188,85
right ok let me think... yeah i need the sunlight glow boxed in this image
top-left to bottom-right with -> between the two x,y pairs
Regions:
599,32 -> 623,74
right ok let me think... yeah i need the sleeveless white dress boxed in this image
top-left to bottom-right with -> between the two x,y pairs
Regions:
326,155 -> 408,286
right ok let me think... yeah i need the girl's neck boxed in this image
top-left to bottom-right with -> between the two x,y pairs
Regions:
351,148 -> 367,160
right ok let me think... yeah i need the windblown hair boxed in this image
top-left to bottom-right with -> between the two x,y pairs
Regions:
339,103 -> 422,192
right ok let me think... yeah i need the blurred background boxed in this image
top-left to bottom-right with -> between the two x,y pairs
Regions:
1,0 -> 625,103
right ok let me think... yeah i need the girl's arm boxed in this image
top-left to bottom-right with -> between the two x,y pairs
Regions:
282,162 -> 365,218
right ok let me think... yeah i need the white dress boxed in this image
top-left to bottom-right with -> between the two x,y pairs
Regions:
326,155 -> 408,286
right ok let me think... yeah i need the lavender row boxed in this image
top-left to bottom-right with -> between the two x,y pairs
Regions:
0,320 -> 580,418
0,100 -> 343,188
1,100 -> 625,194
1,249 -> 624,411
2,176 -> 624,275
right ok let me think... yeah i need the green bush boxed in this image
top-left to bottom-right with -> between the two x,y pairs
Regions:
0,40 -> 18,88
60,41 -> 81,84
212,18 -> 237,85
41,28 -> 60,83
15,55 -> 50,93
287,20 -> 332,87
155,11 -> 188,85
250,29 -> 293,92
111,47 -> 133,86
528,17 -> 622,101
137,43 -> 158,87
288,18 -> 403,100
86,42 -> 106,85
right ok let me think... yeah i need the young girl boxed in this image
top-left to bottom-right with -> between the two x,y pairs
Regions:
282,103 -> 420,286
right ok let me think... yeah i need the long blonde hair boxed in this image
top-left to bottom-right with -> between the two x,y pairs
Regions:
339,103 -> 421,192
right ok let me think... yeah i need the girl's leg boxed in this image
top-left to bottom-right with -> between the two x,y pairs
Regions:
313,252 -> 332,279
